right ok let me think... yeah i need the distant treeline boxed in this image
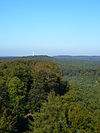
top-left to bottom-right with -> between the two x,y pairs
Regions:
54,55 -> 100,61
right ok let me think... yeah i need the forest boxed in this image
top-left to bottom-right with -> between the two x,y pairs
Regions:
0,56 -> 100,133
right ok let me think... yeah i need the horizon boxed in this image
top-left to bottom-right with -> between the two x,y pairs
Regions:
0,0 -> 100,56
1,54 -> 100,58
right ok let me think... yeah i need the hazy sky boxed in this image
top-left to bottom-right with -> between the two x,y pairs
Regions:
0,0 -> 100,56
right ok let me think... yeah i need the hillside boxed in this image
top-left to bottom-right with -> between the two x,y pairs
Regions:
54,55 -> 100,61
0,57 -> 100,132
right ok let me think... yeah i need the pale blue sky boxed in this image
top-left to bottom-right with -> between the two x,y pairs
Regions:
0,0 -> 100,56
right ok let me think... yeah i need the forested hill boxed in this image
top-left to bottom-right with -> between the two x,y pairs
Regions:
54,55 -> 100,61
0,56 -> 100,132
0,55 -> 52,61
1,55 -> 100,62
0,59 -> 69,133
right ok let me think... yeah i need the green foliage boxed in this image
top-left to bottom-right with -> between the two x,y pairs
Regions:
0,58 -> 100,133
8,77 -> 27,115
30,88 -> 100,133
0,60 -> 68,132
28,61 -> 68,113
29,91 -> 68,133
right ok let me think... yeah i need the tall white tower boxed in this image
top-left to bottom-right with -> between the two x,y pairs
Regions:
32,51 -> 34,56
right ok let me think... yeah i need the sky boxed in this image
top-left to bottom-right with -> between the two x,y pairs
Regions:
0,0 -> 100,56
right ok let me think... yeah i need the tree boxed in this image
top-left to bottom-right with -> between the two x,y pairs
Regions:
28,61 -> 69,113
29,91 -> 69,133
8,77 -> 28,132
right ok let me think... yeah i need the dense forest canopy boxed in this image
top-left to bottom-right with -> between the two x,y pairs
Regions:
0,56 -> 100,133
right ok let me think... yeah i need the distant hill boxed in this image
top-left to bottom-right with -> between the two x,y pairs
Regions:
53,55 -> 100,61
0,55 -> 52,61
1,55 -> 100,62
